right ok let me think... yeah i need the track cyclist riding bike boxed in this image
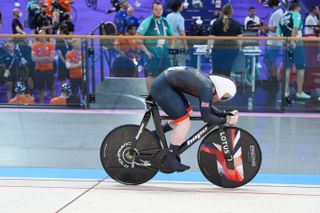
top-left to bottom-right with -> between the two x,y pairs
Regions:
150,66 -> 239,172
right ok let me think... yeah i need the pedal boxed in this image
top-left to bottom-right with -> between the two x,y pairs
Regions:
135,149 -> 167,170
139,149 -> 175,173
156,150 -> 176,174
137,149 -> 162,162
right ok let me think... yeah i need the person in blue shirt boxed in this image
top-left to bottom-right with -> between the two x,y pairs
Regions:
166,0 -> 188,66
114,0 -> 129,34
126,5 -> 140,29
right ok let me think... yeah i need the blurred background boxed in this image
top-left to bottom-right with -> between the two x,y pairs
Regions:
0,0 -> 319,112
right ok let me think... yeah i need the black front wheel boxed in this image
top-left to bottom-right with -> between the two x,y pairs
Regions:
100,125 -> 161,185
198,126 -> 262,188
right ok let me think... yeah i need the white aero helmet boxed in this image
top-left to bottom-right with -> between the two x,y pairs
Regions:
209,75 -> 237,101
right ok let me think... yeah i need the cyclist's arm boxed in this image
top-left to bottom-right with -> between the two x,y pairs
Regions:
199,88 -> 226,125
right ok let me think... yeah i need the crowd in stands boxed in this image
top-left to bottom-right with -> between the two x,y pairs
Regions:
110,0 -> 319,100
0,0 -> 79,105
1,0 -> 320,106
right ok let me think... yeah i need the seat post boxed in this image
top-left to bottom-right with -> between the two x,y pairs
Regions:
129,104 -> 152,155
146,97 -> 168,149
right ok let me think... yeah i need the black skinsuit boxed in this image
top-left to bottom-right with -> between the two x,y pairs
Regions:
150,66 -> 227,124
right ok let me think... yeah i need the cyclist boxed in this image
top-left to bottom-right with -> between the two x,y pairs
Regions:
150,66 -> 239,172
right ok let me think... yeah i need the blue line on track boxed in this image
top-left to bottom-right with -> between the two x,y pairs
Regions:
0,167 -> 319,185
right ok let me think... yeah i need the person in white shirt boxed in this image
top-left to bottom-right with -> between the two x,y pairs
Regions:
244,7 -> 261,30
304,6 -> 319,36
262,0 -> 284,84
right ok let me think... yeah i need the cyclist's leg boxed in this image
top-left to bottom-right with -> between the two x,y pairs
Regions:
150,74 -> 190,171
165,117 -> 191,171
178,92 -> 193,115
170,117 -> 190,146
150,73 -> 191,142
165,93 -> 192,130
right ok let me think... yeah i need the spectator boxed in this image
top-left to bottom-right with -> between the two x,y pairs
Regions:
304,6 -> 319,37
35,5 -> 52,34
114,0 -> 129,34
166,0 -> 188,66
66,38 -> 82,96
1,39 -> 21,100
115,24 -> 137,58
126,5 -> 140,29
51,0 -> 73,22
56,24 -> 70,86
27,0 -> 41,34
32,30 -> 56,103
244,7 -> 262,31
15,38 -> 35,96
9,82 -> 35,104
44,0 -> 54,17
51,3 -> 61,34
136,2 -> 174,91
12,8 -> 25,34
208,3 -> 242,76
114,24 -> 144,77
210,10 -> 222,26
49,83 -> 71,105
262,0 -> 284,84
206,10 -> 222,58
59,0 -> 74,13
277,3 -> 310,99
60,13 -> 74,34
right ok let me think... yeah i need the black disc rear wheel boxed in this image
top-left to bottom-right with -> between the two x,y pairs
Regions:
100,125 -> 161,185
198,126 -> 262,188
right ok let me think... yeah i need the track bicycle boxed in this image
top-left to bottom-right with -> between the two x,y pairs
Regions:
100,96 -> 262,188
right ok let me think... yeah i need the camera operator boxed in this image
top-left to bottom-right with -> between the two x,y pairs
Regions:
107,0 -> 124,14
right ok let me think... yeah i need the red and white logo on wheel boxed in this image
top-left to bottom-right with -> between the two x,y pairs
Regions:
201,129 -> 244,182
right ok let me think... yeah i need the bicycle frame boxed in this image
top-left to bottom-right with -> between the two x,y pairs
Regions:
129,97 -> 218,156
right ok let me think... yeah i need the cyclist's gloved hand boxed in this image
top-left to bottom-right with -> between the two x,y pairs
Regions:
226,110 -> 239,125
225,109 -> 238,116
212,107 -> 236,117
